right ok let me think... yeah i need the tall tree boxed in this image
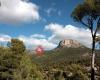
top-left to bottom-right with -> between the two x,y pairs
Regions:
71,0 -> 100,80
8,39 -> 26,54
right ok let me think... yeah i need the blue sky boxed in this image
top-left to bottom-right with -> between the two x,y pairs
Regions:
0,0 -> 93,50
0,0 -> 82,36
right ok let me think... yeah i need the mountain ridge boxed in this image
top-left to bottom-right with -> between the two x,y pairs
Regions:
54,39 -> 86,52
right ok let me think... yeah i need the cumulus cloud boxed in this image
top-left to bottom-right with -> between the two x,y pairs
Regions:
45,23 -> 92,47
0,0 -> 40,23
30,34 -> 46,39
0,34 -> 57,50
18,35 -> 57,50
0,34 -> 11,42
0,23 -> 97,50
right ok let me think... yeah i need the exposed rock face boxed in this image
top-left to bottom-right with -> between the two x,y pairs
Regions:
58,39 -> 83,48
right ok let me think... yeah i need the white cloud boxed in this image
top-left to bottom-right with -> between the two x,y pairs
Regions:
0,34 -> 11,42
18,35 -> 57,50
0,34 -> 57,50
46,7 -> 61,17
45,23 -> 92,47
46,8 -> 55,16
0,0 -> 40,23
30,34 -> 46,38
0,23 -> 98,50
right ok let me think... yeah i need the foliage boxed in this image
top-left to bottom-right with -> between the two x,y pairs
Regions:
71,0 -> 100,23
32,47 -> 92,67
8,39 -> 26,54
13,54 -> 43,80
0,39 -> 43,80
0,38 -> 100,80
66,64 -> 89,80
71,0 -> 100,79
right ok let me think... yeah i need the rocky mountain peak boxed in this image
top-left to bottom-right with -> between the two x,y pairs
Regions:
58,39 -> 83,48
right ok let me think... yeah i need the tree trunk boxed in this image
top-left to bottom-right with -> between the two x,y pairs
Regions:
91,38 -> 96,80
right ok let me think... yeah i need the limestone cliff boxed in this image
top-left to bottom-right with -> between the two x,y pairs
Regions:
58,39 -> 84,48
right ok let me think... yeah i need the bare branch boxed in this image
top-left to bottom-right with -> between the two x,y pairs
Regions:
94,17 -> 100,35
80,21 -> 90,28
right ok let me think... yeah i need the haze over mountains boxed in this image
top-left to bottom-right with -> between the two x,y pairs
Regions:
31,39 -> 100,68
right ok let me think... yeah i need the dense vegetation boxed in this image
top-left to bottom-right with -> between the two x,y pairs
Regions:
32,46 -> 100,80
0,39 -> 43,80
0,39 -> 100,80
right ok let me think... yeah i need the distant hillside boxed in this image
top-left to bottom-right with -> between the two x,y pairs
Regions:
31,39 -> 100,68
